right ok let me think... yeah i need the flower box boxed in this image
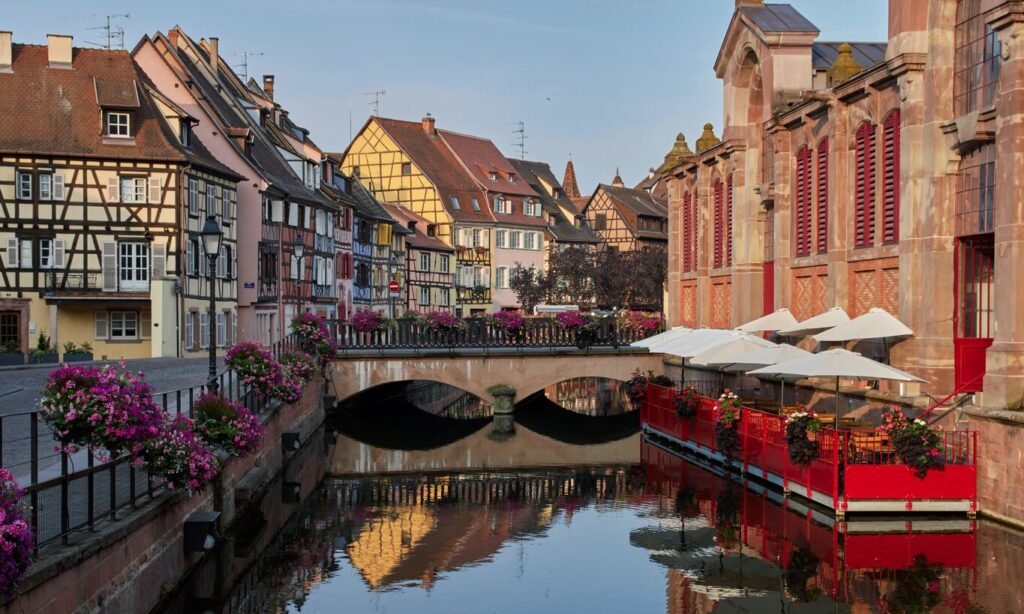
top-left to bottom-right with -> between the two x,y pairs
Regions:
0,352 -> 25,366
30,351 -> 58,365
62,351 -> 94,363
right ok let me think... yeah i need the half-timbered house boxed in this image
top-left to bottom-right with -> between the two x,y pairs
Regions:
380,203 -> 455,313
582,174 -> 668,253
0,34 -> 241,361
508,159 -> 601,257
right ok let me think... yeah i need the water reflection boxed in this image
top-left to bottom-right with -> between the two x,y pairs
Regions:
541,377 -> 633,416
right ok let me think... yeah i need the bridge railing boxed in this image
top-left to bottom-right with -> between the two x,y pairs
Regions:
328,316 -> 661,350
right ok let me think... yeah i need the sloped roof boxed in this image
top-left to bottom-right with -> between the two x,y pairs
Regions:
739,4 -> 818,33
347,176 -> 396,222
509,159 -> 600,244
371,117 -> 494,224
379,203 -> 454,252
439,130 -> 539,198
812,42 -> 887,71
600,183 -> 668,219
634,171 -> 668,201
0,44 -> 184,161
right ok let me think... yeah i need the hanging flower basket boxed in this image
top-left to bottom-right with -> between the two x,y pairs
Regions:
226,343 -> 283,400
0,469 -> 33,599
784,409 -> 822,466
350,311 -> 396,334
141,414 -> 219,493
673,387 -> 700,418
714,390 -> 742,461
290,313 -> 337,367
192,393 -> 265,457
877,408 -> 945,478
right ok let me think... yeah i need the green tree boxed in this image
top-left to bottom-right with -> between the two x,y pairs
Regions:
508,265 -> 550,313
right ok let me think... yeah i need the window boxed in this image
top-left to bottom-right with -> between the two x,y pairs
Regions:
449,195 -> 461,210
419,252 -> 430,271
525,232 -> 536,250
39,174 -> 52,201
881,111 -> 900,244
440,289 -> 450,306
223,189 -> 235,223
495,267 -> 507,289
524,200 -> 540,217
471,197 -> 481,211
184,312 -> 194,350
510,231 -> 521,249
726,176 -> 733,267
594,213 -> 607,231
489,172 -> 498,182
439,255 -> 449,273
110,311 -> 139,340
120,177 -> 146,204
401,162 -> 412,176
118,242 -> 150,290
188,179 -> 199,216
713,180 -> 724,268
794,146 -> 812,257
16,171 -> 31,200
816,139 -> 829,254
419,286 -> 430,306
106,112 -> 130,137
954,0 -> 1001,115
955,143 -> 996,237
507,175 -> 515,184
427,224 -> 437,237
180,121 -> 191,147
206,184 -> 216,216
216,312 -> 226,347
495,230 -> 507,248
38,239 -> 63,269
216,246 -> 227,278
186,238 -> 196,276
352,166 -> 360,177
494,196 -> 507,214
472,229 -> 483,248
200,311 -> 210,349
854,122 -> 877,248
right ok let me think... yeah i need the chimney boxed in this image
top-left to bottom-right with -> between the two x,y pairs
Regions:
736,0 -> 763,5
422,113 -> 435,136
263,75 -> 275,100
209,37 -> 219,73
167,28 -> 180,49
0,32 -> 11,73
47,34 -> 72,69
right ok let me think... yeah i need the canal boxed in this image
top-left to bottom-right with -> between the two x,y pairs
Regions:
156,380 -> 1024,613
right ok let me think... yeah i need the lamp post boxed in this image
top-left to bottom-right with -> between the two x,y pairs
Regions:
201,215 -> 223,394
293,233 -> 305,325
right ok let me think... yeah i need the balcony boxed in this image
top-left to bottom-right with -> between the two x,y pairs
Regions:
44,272 -> 99,294
456,246 -> 490,264
261,223 -> 281,243
456,286 -> 491,304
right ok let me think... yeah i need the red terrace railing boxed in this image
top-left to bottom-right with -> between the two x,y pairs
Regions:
641,383 -> 978,513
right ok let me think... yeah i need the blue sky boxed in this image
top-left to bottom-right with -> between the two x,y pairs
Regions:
6,0 -> 887,191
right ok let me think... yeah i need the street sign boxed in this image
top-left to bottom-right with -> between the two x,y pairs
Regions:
388,280 -> 400,298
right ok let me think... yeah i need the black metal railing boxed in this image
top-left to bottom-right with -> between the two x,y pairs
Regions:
1,334 -> 300,551
456,246 -> 490,264
329,316 -> 662,351
44,271 -> 99,293
456,286 -> 491,304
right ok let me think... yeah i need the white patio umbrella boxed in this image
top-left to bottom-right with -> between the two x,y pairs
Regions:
714,344 -> 813,406
746,348 -> 926,428
688,335 -> 778,367
631,326 -> 693,350
655,328 -> 736,358
812,308 -> 913,363
737,308 -> 799,334
777,307 -> 850,336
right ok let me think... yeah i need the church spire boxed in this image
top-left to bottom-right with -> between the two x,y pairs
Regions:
562,158 -> 581,199
612,167 -> 624,187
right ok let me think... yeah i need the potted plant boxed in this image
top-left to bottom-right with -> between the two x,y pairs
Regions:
29,333 -> 57,365
674,386 -> 700,418
0,469 -> 33,599
784,409 -> 822,465
877,408 -> 945,478
62,340 -> 94,363
714,390 -> 742,462
290,313 -> 338,368
0,340 -> 24,366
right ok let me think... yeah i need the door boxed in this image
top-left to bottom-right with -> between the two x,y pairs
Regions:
954,237 -> 994,392
0,312 -> 20,352
118,243 -> 150,291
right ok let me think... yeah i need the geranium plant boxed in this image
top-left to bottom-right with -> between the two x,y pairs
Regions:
488,311 -> 526,333
0,469 -> 33,599
225,342 -> 283,400
417,311 -> 466,332
350,310 -> 395,334
626,369 -> 649,407
39,363 -> 164,459
280,351 -> 316,385
673,387 -> 700,418
784,409 -> 822,466
142,415 -> 218,493
554,311 -> 591,330
192,393 -> 265,457
715,390 -> 742,461
877,408 -> 945,478
616,310 -> 660,337
290,313 -> 337,366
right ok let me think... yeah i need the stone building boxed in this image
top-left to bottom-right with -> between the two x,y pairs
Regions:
663,0 -> 1024,408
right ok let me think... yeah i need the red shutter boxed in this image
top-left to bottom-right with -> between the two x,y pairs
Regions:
816,138 -> 829,254
713,181 -> 723,268
855,122 -> 876,248
795,147 -> 811,257
682,192 -> 692,272
726,176 -> 733,267
882,111 -> 900,244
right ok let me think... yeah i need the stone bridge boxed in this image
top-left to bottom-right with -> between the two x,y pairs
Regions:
329,347 -> 663,407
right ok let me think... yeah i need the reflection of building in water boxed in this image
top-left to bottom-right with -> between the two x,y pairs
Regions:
404,381 -> 493,419
544,377 -> 630,416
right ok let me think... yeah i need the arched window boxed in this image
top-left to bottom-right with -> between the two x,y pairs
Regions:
816,138 -> 829,254
854,121 -> 877,248
955,143 -> 995,237
881,111 -> 900,244
794,146 -> 812,257
713,180 -> 724,268
954,0 -> 1001,115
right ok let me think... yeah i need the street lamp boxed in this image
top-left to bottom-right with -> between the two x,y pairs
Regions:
201,215 -> 223,394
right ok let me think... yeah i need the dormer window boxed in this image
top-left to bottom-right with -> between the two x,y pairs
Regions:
106,112 -> 130,138
179,120 -> 191,148
488,172 -> 498,182
427,224 -> 437,237
507,175 -> 515,184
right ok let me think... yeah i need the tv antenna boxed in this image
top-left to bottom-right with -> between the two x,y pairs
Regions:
85,13 -> 130,50
233,51 -> 264,81
512,121 -> 528,160
363,90 -> 386,116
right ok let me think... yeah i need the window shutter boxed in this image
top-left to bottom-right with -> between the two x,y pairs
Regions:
101,242 -> 117,291
152,243 -> 167,277
20,240 -> 32,269
186,240 -> 195,276
216,312 -> 226,347
726,176 -> 733,267
855,122 -> 877,248
304,206 -> 312,229
200,311 -> 210,349
713,181 -> 723,268
795,147 -> 811,257
816,139 -> 829,254
148,176 -> 162,204
94,311 -> 109,340
184,312 -> 194,350
54,239 -> 65,269
479,267 -> 490,288
6,238 -> 18,268
882,111 -> 900,244
231,311 -> 237,346
140,312 -> 152,339
53,173 -> 65,201
106,176 -> 120,203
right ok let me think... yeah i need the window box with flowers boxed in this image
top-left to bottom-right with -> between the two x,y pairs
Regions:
714,390 -> 742,462
349,310 -> 396,337
61,341 -> 94,363
784,409 -> 822,466
555,311 -> 603,349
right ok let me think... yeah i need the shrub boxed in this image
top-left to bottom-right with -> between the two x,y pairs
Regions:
40,363 -> 164,459
0,469 -> 33,598
141,415 -> 218,492
225,343 -> 282,400
785,409 -> 822,466
192,393 -> 265,457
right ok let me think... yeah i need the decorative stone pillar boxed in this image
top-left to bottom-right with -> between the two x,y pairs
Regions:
487,384 -> 516,440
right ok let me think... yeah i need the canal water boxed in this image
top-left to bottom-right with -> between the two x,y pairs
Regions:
157,381 -> 1024,614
